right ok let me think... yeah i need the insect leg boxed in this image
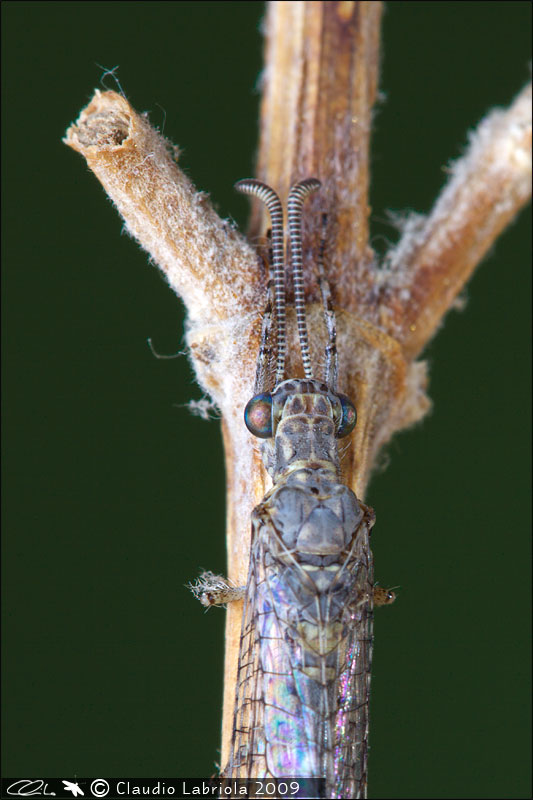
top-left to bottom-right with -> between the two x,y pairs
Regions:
188,571 -> 245,608
316,212 -> 339,392
373,586 -> 397,606
253,277 -> 276,394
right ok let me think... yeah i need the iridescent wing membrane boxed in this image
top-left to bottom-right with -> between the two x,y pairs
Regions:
226,456 -> 376,799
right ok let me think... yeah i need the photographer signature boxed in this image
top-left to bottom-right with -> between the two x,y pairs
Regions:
5,780 -> 56,796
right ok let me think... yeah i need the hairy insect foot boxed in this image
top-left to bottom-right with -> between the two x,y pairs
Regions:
189,571 -> 245,608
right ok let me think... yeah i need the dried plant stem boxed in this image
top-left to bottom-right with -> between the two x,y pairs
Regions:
252,1 -> 383,303
380,81 -> 532,360
64,0 -> 531,772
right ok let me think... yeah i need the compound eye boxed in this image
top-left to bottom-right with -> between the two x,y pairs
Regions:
336,393 -> 357,438
244,392 -> 273,438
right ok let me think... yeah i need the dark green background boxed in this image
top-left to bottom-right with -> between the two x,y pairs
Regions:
2,2 -> 531,798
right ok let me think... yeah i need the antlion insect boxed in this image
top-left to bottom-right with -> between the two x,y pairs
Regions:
192,179 -> 395,799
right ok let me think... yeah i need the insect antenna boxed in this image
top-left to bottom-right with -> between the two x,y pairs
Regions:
287,179 -> 321,379
235,180 -> 286,386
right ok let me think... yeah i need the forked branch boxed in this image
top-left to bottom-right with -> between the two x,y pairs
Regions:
64,0 -> 531,767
